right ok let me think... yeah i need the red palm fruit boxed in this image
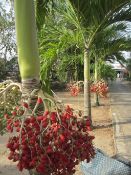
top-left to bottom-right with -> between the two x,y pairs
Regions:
41,155 -> 47,162
4,114 -> 9,119
86,119 -> 91,126
87,126 -> 92,131
50,112 -> 57,123
59,134 -> 65,142
23,102 -> 29,108
29,136 -> 37,144
15,106 -> 19,110
25,126 -> 31,132
30,117 -> 36,123
7,118 -> 13,124
17,162 -> 23,171
53,126 -> 59,132
21,138 -> 27,144
36,164 -> 45,173
37,97 -> 43,104
13,143 -> 19,150
42,121 -> 48,128
42,116 -> 47,122
14,120 -> 20,127
27,130 -> 33,137
37,116 -> 43,122
13,154 -> 19,162
12,111 -> 17,116
46,145 -> 53,153
21,144 -> 27,150
6,125 -> 13,132
6,142 -> 13,149
22,155 -> 28,161
8,151 -> 14,160
43,110 -> 49,116
29,160 -> 36,167
24,118 -> 30,125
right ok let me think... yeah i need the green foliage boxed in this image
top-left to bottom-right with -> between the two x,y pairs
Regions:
127,58 -> 131,71
100,63 -> 116,81
70,0 -> 131,28
0,1 -> 16,60
55,54 -> 84,82
38,7 -> 84,83
0,57 -> 20,81
37,0 -> 131,86
0,58 -> 6,80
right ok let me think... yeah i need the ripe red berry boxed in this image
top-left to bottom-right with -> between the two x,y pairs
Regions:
12,111 -> 17,116
37,97 -> 43,104
59,134 -> 65,142
4,114 -> 9,119
22,102 -> 28,108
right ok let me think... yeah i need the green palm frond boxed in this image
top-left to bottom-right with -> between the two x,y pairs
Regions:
70,0 -> 131,25
37,0 -> 131,84
70,0 -> 131,46
35,0 -> 55,30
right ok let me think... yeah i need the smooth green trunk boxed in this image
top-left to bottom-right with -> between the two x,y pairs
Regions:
84,48 -> 91,121
14,0 -> 40,97
14,0 -> 40,80
94,58 -> 100,106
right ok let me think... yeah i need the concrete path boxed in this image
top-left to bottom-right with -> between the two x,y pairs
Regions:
110,79 -> 131,163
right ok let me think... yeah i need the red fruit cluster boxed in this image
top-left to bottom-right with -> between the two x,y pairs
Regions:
6,107 -> 24,133
6,103 -> 95,175
67,83 -> 80,96
90,80 -> 108,97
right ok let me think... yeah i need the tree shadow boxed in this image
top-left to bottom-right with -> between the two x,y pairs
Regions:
93,123 -> 112,129
93,119 -> 131,129
115,135 -> 131,141
0,164 -> 29,175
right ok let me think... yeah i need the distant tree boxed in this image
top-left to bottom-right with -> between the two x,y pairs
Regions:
0,56 -> 20,81
0,58 -> 6,81
100,63 -> 116,81
0,1 -> 16,61
5,57 -> 20,81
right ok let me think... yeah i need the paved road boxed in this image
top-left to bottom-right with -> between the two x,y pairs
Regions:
110,79 -> 131,163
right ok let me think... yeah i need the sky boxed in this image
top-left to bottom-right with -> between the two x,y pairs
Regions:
0,0 -> 15,60
0,0 -> 11,12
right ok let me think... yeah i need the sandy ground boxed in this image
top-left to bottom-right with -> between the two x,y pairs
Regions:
0,92 -> 115,175
92,98 -> 115,157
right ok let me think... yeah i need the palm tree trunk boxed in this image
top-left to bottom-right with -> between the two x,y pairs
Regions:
14,0 -> 40,98
94,57 -> 100,106
84,47 -> 92,123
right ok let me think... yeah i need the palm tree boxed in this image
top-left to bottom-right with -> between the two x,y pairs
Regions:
36,0 -> 131,123
92,23 -> 131,105
69,0 -> 131,120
